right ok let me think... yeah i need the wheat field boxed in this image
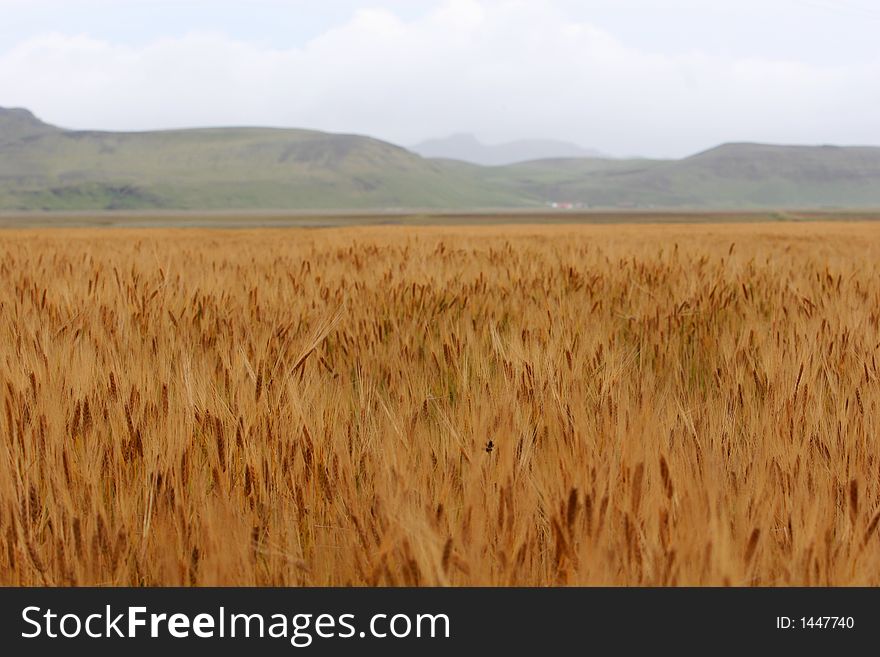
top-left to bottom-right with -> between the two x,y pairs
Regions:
2,222 -> 880,586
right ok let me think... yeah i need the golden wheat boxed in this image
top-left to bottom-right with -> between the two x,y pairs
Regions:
1,222 -> 880,586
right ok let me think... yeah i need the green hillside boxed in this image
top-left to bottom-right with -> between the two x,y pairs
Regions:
0,108 -> 534,211
482,144 -> 880,208
3,107 -> 880,211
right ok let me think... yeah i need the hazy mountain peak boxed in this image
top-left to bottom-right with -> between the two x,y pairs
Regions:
440,133 -> 483,144
411,133 -> 605,166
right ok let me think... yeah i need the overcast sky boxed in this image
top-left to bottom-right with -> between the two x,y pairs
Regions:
1,0 -> 878,157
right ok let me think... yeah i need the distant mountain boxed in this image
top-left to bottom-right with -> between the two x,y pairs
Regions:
410,133 -> 606,166
2,108 -> 880,211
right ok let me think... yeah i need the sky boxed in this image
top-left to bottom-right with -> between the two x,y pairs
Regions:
0,0 -> 879,157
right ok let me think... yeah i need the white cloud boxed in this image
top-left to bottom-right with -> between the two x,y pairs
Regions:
1,0 -> 878,156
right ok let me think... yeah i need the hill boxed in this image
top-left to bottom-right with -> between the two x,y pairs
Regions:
410,133 -> 605,165
480,143 -> 880,208
0,107 -> 60,144
0,109 -> 533,211
3,108 -> 880,211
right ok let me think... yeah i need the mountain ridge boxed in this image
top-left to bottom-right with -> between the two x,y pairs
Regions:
3,108 -> 880,211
